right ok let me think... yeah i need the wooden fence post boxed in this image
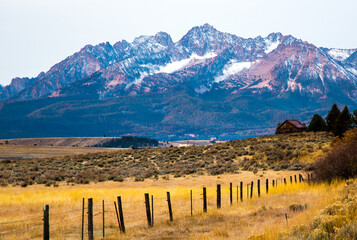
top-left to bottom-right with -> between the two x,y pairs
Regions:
190,190 -> 193,216
114,201 -> 121,231
102,198 -> 105,237
203,187 -> 207,212
240,182 -> 243,202
81,198 -> 84,240
308,173 -> 310,182
272,179 -> 275,187
167,192 -> 173,222
88,198 -> 93,240
250,181 -> 253,199
144,193 -> 152,227
151,195 -> 154,227
284,178 -> 287,184
276,179 -> 278,188
217,184 -> 221,209
266,179 -> 269,194
43,205 -> 49,240
230,183 -> 233,205
290,176 -> 293,184
294,175 -> 297,183
117,196 -> 126,233
257,179 -> 261,197
299,174 -> 303,182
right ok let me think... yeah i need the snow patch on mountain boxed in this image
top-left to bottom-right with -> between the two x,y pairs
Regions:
347,68 -> 357,76
214,60 -> 254,82
126,52 -> 218,88
328,49 -> 354,62
265,40 -> 281,54
194,85 -> 210,94
159,52 -> 217,74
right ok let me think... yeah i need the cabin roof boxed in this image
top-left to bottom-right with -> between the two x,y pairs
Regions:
278,120 -> 306,129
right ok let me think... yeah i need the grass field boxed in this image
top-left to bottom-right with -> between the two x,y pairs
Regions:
1,171 -> 351,240
0,144 -> 118,160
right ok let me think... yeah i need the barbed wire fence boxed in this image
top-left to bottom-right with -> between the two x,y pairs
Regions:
0,173 -> 310,239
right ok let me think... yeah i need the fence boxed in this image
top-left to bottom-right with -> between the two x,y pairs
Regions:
0,173 -> 313,239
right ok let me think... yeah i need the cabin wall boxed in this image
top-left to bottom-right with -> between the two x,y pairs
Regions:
276,122 -> 305,134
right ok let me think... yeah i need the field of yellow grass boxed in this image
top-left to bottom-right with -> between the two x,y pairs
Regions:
0,171 -> 349,240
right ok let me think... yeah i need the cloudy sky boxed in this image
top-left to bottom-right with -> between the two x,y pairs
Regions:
0,0 -> 356,86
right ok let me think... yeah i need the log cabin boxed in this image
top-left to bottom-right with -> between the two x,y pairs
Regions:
276,120 -> 307,134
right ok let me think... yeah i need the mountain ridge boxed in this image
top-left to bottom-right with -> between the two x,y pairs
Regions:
0,24 -> 356,139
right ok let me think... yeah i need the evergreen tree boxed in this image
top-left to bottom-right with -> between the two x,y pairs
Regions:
326,104 -> 341,132
307,114 -> 327,132
333,106 -> 352,137
353,109 -> 357,125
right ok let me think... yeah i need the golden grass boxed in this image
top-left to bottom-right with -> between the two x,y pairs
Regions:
0,171 -> 347,240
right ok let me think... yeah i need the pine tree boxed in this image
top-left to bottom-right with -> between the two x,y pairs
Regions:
307,114 -> 327,132
353,109 -> 357,125
326,104 -> 341,132
334,106 -> 352,137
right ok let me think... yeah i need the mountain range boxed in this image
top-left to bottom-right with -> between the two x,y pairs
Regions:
0,24 -> 356,139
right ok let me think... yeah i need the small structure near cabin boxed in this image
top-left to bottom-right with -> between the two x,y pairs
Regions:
276,120 -> 307,134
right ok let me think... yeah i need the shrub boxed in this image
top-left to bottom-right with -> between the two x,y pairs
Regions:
289,204 -> 307,212
314,140 -> 357,183
134,176 -> 145,182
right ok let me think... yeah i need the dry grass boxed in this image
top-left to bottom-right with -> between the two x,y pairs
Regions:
0,171 -> 346,240
0,144 -> 117,160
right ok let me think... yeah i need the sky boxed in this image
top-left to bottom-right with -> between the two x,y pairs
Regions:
0,0 -> 356,86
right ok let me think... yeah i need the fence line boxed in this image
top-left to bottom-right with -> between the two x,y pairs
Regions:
0,174 -> 311,239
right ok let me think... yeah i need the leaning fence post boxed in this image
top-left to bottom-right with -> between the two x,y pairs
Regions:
250,181 -> 253,199
217,184 -> 221,209
144,193 -> 152,227
203,187 -> 207,212
257,179 -> 261,197
81,198 -> 84,240
43,205 -> 49,240
240,182 -> 243,202
266,179 -> 269,194
117,196 -> 126,233
88,198 -> 93,240
114,201 -> 121,231
167,192 -> 173,222
230,183 -> 233,205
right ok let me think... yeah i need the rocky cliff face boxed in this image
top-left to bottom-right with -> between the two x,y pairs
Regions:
0,24 -> 356,138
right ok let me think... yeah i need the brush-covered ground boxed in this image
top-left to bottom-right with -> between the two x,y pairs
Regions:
0,132 -> 331,186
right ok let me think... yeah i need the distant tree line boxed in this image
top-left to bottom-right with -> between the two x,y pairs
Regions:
307,104 -> 357,137
93,136 -> 159,148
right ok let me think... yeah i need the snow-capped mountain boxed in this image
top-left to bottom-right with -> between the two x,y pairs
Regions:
0,24 -> 356,139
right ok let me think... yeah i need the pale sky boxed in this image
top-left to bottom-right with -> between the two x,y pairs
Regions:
0,0 -> 356,86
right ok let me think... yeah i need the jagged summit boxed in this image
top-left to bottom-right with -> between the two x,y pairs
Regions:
0,24 -> 356,138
